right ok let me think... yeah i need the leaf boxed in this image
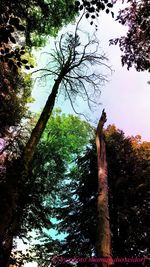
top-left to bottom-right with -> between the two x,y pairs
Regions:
17,62 -> 22,68
89,7 -> 95,13
107,3 -> 113,8
9,36 -> 16,44
80,5 -> 83,11
75,1 -> 80,6
20,50 -> 25,55
25,65 -> 30,70
111,11 -> 114,18
101,3 -> 105,10
5,47 -> 10,53
21,59 -> 28,64
18,25 -> 25,31
9,17 -> 20,27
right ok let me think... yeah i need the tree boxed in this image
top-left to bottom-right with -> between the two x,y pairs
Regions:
1,0 -> 76,46
110,0 -> 150,72
105,125 -> 149,265
72,0 -> 149,72
24,30 -> 109,167
0,62 -> 32,134
50,125 -> 149,267
9,109 -> 93,267
0,29 -> 109,266
95,110 -> 112,266
0,0 -> 77,72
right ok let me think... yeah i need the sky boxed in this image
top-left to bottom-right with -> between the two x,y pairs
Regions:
29,2 -> 150,141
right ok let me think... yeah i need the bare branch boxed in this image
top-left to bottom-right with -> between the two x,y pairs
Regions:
32,22 -> 111,115
63,81 -> 90,122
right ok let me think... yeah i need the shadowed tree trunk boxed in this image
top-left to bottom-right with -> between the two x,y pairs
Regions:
0,75 -> 63,267
95,110 -> 112,267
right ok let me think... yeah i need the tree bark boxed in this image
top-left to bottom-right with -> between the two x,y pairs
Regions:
95,110 -> 112,267
0,74 -> 63,267
23,75 -> 63,166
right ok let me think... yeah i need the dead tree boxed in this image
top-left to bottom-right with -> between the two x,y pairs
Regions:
0,27 -> 110,267
24,30 -> 110,165
95,110 -> 112,267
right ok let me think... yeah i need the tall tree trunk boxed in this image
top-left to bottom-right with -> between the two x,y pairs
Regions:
95,110 -> 112,267
23,75 -> 63,166
0,74 -> 63,267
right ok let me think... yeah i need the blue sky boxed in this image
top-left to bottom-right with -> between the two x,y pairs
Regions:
30,2 -> 150,141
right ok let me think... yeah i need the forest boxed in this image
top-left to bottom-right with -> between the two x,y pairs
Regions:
0,0 -> 149,267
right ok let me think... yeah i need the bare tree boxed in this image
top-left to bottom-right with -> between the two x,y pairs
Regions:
24,29 -> 110,165
0,25 -> 111,267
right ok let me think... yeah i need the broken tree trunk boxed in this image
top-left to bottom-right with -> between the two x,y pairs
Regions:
95,109 -> 112,267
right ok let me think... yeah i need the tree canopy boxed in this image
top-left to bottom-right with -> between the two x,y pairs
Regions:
45,125 -> 149,266
0,63 -> 32,134
0,0 -> 77,72
0,0 -> 76,46
9,109 -> 93,266
110,0 -> 150,72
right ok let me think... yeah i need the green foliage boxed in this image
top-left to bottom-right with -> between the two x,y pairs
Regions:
0,62 -> 32,134
10,110 -> 93,265
48,125 -> 149,266
0,0 -> 77,72
0,0 -> 77,46
40,108 -> 94,163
